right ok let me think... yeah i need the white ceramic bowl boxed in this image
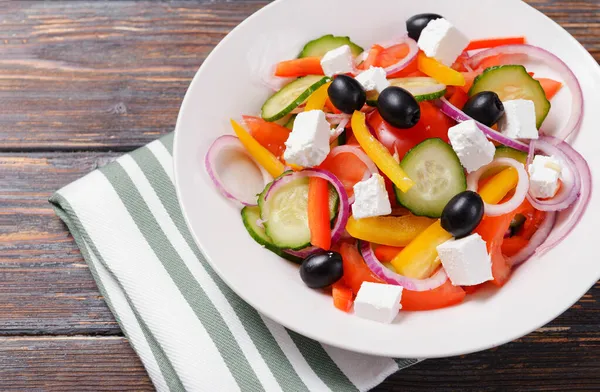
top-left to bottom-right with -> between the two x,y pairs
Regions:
174,0 -> 600,358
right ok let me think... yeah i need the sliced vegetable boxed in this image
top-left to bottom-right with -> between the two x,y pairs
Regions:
332,281 -> 354,312
467,157 -> 529,216
465,37 -> 526,51
537,78 -> 562,100
395,138 -> 466,218
284,114 -> 296,130
448,87 -> 469,109
299,34 -> 363,58
305,82 -> 332,111
243,115 -> 290,159
508,211 -> 556,267
367,77 -> 447,106
361,241 -> 448,291
319,145 -> 378,200
275,57 -> 324,77
241,206 -> 302,264
417,52 -> 465,86
469,65 -> 550,128
346,215 -> 434,247
468,44 -> 583,142
361,44 -> 384,70
230,120 -> 285,177
376,43 -> 410,68
340,241 -> 384,294
261,75 -> 330,121
308,177 -> 332,250
351,111 -> 414,192
390,220 -> 453,279
205,135 -> 272,206
401,280 -> 466,311
261,169 -> 349,250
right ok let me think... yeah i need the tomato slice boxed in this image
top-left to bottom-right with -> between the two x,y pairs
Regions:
339,241 -> 384,294
401,279 -> 466,311
320,147 -> 371,199
367,101 -> 453,159
377,44 -> 410,68
242,116 -> 290,160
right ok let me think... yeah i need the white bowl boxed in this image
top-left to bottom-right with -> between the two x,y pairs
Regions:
174,0 -> 600,358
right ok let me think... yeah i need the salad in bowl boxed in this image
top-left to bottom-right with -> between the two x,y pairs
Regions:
203,12 -> 591,325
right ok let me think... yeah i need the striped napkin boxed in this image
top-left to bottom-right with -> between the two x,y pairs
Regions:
50,133 -> 419,392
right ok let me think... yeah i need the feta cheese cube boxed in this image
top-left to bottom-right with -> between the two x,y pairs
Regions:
283,110 -> 330,167
320,45 -> 354,77
448,120 -> 495,173
354,282 -> 403,323
436,233 -> 493,286
355,67 -> 390,93
417,18 -> 469,66
528,155 -> 562,198
352,173 -> 392,219
498,99 -> 539,140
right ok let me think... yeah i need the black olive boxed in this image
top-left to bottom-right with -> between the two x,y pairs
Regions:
441,191 -> 484,238
377,86 -> 420,129
463,91 -> 505,127
406,13 -> 443,41
300,251 -> 343,289
327,75 -> 366,114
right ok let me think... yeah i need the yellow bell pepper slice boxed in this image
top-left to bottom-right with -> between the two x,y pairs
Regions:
478,167 -> 519,204
417,52 -> 465,86
230,119 -> 285,178
390,220 -> 452,279
304,82 -> 331,111
346,215 -> 434,247
351,111 -> 414,192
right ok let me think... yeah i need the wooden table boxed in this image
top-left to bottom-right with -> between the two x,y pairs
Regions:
0,1 -> 598,390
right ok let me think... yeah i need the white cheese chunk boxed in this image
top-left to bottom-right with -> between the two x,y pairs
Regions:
354,282 -> 403,323
283,110 -> 330,167
528,155 -> 562,198
352,173 -> 392,219
436,233 -> 493,286
355,66 -> 390,93
447,120 -> 495,173
320,45 -> 355,77
498,99 -> 539,140
417,18 -> 469,66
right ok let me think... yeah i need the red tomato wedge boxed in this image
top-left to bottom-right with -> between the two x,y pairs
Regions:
368,101 -> 453,159
448,87 -> 469,108
501,236 -> 529,257
402,279 -> 466,311
376,43 -> 410,68
340,242 -> 384,295
536,78 -> 563,100
243,116 -> 290,160
319,147 -> 372,199
360,44 -> 384,70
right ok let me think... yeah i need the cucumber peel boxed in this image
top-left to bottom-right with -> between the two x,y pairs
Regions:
261,75 -> 330,122
299,34 -> 363,58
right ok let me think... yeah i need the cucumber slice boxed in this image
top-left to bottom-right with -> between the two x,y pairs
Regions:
284,114 -> 297,130
261,175 -> 339,249
366,77 -> 447,106
395,138 -> 466,218
241,206 -> 302,264
261,76 -> 330,122
299,34 -> 363,58
469,65 -> 550,128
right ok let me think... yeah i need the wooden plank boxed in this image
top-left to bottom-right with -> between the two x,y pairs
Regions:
0,152 -> 120,334
0,0 -> 597,150
0,333 -> 597,391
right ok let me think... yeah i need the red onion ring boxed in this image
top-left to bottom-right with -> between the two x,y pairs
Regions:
205,135 -> 271,206
437,97 -> 530,152
261,169 -> 350,256
360,241 -> 448,291
525,138 -> 580,211
326,113 -> 351,124
534,137 -> 592,256
354,37 -> 419,76
469,44 -> 583,142
467,157 -> 529,216
329,118 -> 350,141
507,211 -> 557,267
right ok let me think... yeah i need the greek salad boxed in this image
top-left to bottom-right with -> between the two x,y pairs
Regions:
205,14 -> 590,323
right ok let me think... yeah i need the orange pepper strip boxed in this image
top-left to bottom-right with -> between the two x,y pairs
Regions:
274,57 -> 324,77
332,281 -> 354,312
230,119 -> 285,178
308,177 -> 332,250
465,37 -> 526,51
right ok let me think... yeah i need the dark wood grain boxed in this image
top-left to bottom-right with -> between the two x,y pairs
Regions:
0,0 -> 598,390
